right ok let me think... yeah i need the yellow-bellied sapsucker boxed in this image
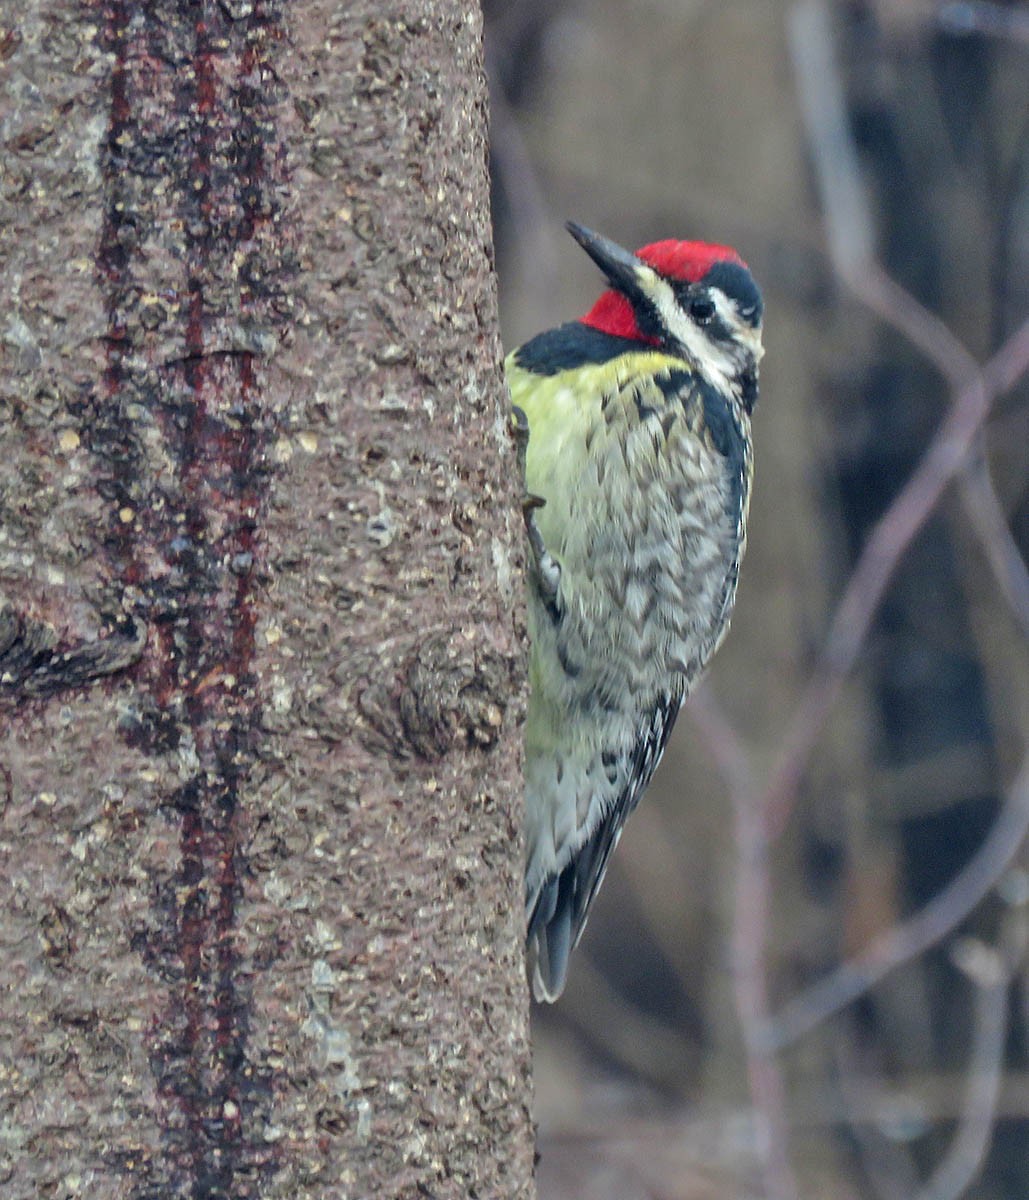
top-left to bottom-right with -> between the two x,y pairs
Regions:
507,223 -> 764,1001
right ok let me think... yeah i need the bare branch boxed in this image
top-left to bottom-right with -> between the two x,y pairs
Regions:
763,314 -> 1029,834
760,754 -> 1029,1051
910,936 -> 1015,1200
835,1032 -> 923,1200
939,2 -> 1029,45
688,686 -> 756,799
958,447 -> 1029,637
686,692 -> 798,1196
703,26 -> 1029,1186
788,0 -> 876,279
769,0 -> 1029,835
731,764 -> 801,1200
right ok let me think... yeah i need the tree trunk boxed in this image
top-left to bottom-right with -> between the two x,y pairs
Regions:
0,2 -> 534,1197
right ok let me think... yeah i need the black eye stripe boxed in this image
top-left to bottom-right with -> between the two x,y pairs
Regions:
709,315 -> 734,341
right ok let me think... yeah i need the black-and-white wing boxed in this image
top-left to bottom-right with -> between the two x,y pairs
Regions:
527,690 -> 683,1000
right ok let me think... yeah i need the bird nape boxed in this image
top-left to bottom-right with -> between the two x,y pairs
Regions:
506,222 -> 763,1001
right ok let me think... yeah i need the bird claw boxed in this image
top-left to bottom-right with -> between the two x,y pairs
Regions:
528,514 -> 562,617
511,405 -> 562,615
511,404 -> 530,472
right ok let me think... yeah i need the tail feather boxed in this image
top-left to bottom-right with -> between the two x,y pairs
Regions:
527,863 -> 578,1002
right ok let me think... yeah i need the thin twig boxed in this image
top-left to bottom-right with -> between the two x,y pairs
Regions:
958,447 -> 1029,637
835,1031 -> 922,1200
914,977 -> 1006,1200
788,0 -> 875,279
771,0 -> 1029,835
695,10 -> 1029,1196
763,315 -> 1029,835
688,686 -> 755,798
759,754 -> 1029,1051
938,1 -> 1029,46
689,692 -> 800,1196
731,765 -> 801,1200
913,929 -> 1021,1200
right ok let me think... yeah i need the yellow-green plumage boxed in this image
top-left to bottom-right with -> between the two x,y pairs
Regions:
509,224 -> 762,1001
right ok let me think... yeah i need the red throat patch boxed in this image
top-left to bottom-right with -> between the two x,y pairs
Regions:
580,290 -> 657,342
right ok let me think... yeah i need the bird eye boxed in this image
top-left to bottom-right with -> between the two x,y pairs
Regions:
689,296 -> 716,324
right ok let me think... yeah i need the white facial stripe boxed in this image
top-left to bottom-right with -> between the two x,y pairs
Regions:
712,289 -> 737,324
709,289 -> 764,362
639,271 -> 739,395
737,325 -> 765,363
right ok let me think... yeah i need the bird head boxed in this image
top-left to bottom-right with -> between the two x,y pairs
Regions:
569,222 -> 764,411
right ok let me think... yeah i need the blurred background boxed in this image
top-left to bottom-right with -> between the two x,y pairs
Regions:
483,2 -> 1029,1197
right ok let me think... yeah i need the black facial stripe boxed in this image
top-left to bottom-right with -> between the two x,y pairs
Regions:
699,378 -> 747,526
739,367 -> 759,414
629,295 -> 664,344
706,314 -> 734,343
515,323 -> 648,374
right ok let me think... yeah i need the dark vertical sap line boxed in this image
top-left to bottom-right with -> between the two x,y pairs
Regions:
94,2 -> 290,1194
97,0 -> 141,585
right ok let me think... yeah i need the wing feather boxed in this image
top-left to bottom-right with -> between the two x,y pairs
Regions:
528,691 -> 683,1001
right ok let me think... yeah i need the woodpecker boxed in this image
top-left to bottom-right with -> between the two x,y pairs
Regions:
507,222 -> 763,1001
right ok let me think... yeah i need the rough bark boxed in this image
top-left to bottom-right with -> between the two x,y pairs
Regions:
0,2 -> 534,1198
